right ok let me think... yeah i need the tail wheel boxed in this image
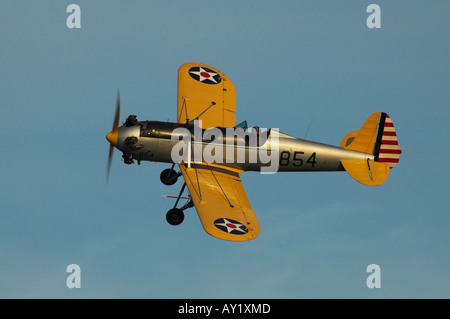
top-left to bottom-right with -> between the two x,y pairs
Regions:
166,208 -> 184,226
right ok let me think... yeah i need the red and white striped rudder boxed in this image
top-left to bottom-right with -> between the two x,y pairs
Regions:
375,113 -> 401,168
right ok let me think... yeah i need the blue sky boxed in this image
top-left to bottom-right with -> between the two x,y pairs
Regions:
1,1 -> 449,298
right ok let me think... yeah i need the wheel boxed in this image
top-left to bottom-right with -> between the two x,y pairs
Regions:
166,208 -> 184,226
160,168 -> 178,185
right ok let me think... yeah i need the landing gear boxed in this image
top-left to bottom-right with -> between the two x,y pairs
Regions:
165,182 -> 193,226
161,164 -> 194,226
166,208 -> 184,226
160,168 -> 178,185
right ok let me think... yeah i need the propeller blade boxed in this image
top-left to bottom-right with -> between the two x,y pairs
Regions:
106,144 -> 114,183
112,91 -> 120,132
106,91 -> 121,183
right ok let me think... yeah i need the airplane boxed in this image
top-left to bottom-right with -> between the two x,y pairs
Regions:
105,62 -> 401,241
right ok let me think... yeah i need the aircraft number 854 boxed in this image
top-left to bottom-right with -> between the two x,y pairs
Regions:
279,151 -> 317,167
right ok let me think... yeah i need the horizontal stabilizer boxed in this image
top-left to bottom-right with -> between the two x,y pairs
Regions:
340,130 -> 359,148
342,160 -> 390,186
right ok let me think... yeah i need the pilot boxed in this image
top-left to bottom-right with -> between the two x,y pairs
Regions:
251,126 -> 260,136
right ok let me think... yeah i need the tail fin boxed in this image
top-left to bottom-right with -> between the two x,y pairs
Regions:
341,112 -> 401,186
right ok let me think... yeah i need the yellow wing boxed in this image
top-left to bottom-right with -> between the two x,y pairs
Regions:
177,62 -> 236,129
179,163 -> 260,241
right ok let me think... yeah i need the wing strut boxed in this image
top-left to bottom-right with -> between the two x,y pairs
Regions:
188,139 -> 202,199
190,101 -> 216,123
184,162 -> 234,209
203,162 -> 234,208
180,98 -> 216,125
180,98 -> 189,123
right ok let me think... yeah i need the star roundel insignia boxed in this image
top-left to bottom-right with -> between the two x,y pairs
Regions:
188,66 -> 222,85
214,218 -> 248,235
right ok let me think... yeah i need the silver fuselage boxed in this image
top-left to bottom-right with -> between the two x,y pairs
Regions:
113,120 -> 373,172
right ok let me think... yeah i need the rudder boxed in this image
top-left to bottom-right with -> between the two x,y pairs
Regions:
373,113 -> 401,168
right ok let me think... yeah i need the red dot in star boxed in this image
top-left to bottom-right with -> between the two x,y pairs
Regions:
200,72 -> 211,78
226,223 -> 237,229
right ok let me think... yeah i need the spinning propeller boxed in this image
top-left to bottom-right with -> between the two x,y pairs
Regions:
106,92 -> 121,182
